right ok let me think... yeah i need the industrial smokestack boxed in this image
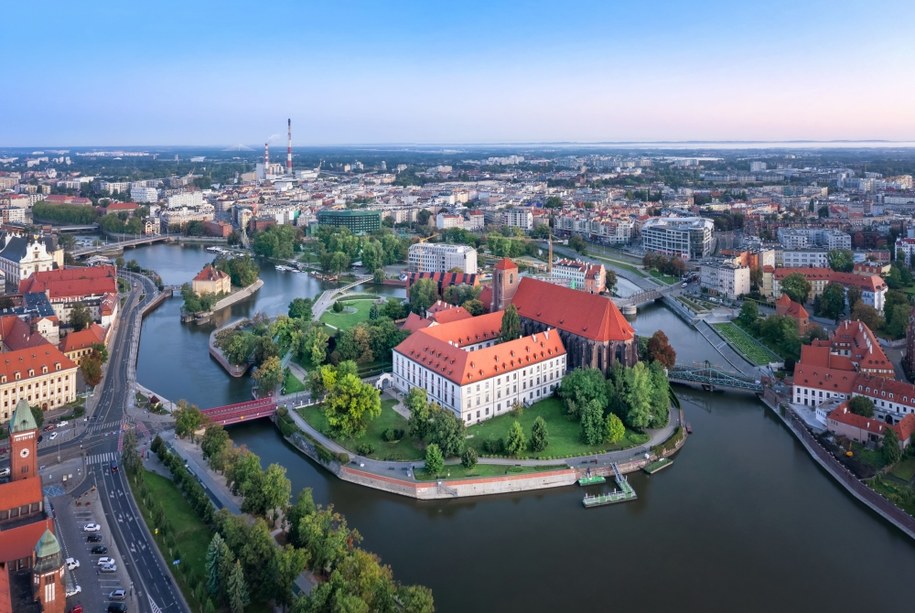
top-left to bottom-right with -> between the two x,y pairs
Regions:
287,118 -> 293,175
264,142 -> 270,177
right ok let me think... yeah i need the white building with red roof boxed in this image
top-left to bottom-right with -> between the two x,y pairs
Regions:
393,311 -> 566,424
770,267 -> 887,312
19,265 -> 118,326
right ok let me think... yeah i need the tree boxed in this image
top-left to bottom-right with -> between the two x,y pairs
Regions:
883,427 -> 902,465
816,282 -> 847,322
206,533 -> 233,600
646,330 -> 676,368
201,425 -> 231,469
398,585 -> 435,613
406,388 -> 431,440
828,249 -> 854,272
460,447 -> 478,469
427,405 -> 465,457
647,362 -> 670,428
780,273 -> 812,304
556,368 -> 607,417
529,416 -> 549,452
324,373 -> 381,438
253,355 -> 283,395
286,488 -> 317,548
408,278 -> 438,314
30,405 -> 44,429
852,301 -> 884,332
848,395 -> 875,418
544,195 -> 563,209
623,362 -> 654,430
846,286 -> 862,309
500,304 -> 521,342
69,302 -> 92,331
505,420 -> 526,456
605,412 -> 625,444
580,400 -> 605,446
261,463 -> 292,526
737,300 -> 759,330
226,560 -> 250,613
424,444 -> 444,476
174,402 -> 205,438
271,545 -> 310,611
302,324 -> 329,366
288,297 -> 313,321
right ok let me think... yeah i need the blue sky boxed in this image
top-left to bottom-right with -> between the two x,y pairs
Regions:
4,1 -> 914,145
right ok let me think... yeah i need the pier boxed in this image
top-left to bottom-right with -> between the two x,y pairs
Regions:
582,463 -> 637,508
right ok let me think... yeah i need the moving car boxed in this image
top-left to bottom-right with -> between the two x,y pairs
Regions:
91,545 -> 108,555
110,461 -> 118,473
96,557 -> 115,566
65,585 -> 82,597
65,557 -> 80,570
82,523 -> 101,532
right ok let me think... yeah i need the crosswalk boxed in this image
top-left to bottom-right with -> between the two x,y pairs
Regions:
85,418 -> 127,435
87,451 -> 120,465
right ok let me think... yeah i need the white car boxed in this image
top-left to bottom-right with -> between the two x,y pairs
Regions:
65,585 -> 82,597
58,420 -> 68,427
49,432 -> 58,440
65,557 -> 80,570
97,557 -> 115,566
100,563 -> 117,573
82,523 -> 101,532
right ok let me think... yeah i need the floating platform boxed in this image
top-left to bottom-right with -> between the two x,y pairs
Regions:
578,475 -> 607,487
642,458 -> 674,475
582,485 -> 637,508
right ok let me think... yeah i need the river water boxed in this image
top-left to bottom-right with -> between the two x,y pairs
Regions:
133,244 -> 915,612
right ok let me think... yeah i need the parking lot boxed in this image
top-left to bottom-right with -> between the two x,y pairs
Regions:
52,484 -> 138,612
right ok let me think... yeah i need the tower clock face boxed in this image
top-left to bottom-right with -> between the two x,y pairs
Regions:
20,448 -> 30,458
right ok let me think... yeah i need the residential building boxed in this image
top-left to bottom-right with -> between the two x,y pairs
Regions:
775,295 -> 810,336
435,213 -> 464,230
700,260 -> 751,300
165,191 -> 204,208
466,210 -> 485,231
641,216 -> 714,260
191,265 -> 231,295
503,207 -> 533,230
130,185 -> 159,203
403,271 -> 479,295
18,266 -> 119,326
0,345 -> 78,419
316,209 -> 381,235
895,237 -> 915,266
551,258 -> 607,294
392,311 -> 567,425
770,268 -> 887,312
826,402 -> 915,449
408,243 -> 478,274
59,323 -> 107,365
779,250 -> 829,268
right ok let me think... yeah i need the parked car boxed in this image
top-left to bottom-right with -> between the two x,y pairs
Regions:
43,424 -> 56,432
100,563 -> 117,573
65,584 -> 82,597
82,523 -> 101,532
86,534 -> 103,543
91,545 -> 108,555
107,603 -> 128,613
64,557 -> 79,570
96,557 -> 115,566
0,467 -> 9,478
49,432 -> 58,441
58,420 -> 68,427
109,589 -> 127,601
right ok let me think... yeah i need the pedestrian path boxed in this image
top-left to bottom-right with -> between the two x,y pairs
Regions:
87,451 -> 120,465
85,418 -> 126,435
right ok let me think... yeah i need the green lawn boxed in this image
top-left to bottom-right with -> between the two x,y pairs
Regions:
284,370 -> 306,393
338,293 -> 380,301
298,399 -> 425,461
415,463 -> 563,481
465,397 -> 648,459
131,470 -> 210,611
319,299 -> 377,330
870,475 -> 915,515
712,322 -> 780,366
589,254 -> 647,278
647,269 -> 678,285
890,457 -> 915,482
852,443 -> 889,471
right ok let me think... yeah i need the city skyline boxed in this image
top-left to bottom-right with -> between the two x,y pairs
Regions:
5,0 -> 915,146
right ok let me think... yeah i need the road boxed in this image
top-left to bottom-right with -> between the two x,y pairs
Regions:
40,270 -> 189,613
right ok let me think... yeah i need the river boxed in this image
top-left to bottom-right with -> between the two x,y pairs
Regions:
133,244 -> 915,612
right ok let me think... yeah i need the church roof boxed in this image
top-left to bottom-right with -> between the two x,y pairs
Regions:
10,398 -> 36,433
35,529 -> 60,559
510,277 -> 634,342
493,258 -> 518,271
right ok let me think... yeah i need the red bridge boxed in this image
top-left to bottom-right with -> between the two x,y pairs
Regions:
201,397 -> 277,426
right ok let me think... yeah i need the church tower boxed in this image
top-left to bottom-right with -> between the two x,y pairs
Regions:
10,399 -> 38,482
491,258 -> 521,312
33,529 -> 66,613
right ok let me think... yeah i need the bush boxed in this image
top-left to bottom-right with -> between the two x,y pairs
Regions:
460,448 -> 478,469
381,428 -> 404,442
356,442 -> 375,456
332,301 -> 344,313
335,452 -> 350,464
482,438 -> 504,454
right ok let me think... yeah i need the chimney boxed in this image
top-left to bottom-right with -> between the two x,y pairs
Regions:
286,118 -> 293,175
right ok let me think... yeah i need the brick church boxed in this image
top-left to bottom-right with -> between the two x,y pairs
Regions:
483,258 -> 638,375
0,399 -> 66,613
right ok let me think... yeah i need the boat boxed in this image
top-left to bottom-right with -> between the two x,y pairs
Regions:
686,422 -> 693,434
206,246 -> 222,253
275,265 -> 293,272
578,475 -> 607,487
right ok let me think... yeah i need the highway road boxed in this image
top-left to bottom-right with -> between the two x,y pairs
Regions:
40,270 -> 189,613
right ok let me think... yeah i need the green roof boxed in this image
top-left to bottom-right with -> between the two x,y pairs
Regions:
10,399 -> 37,433
35,529 -> 61,559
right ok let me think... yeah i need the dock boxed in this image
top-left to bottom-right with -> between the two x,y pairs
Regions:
578,475 -> 606,487
642,458 -> 674,475
582,463 -> 637,508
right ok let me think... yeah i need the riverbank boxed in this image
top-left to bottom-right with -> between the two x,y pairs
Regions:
208,318 -> 252,377
183,278 -> 264,324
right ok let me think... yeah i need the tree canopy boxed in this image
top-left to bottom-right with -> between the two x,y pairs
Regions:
780,273 -> 812,304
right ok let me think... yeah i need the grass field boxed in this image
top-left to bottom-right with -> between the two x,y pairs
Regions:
298,399 -> 425,461
283,370 -> 306,394
319,298 -> 377,330
647,269 -> 679,285
891,457 -> 915,482
712,322 -> 780,365
589,254 -> 646,278
465,397 -> 648,459
415,463 -> 563,481
131,470 -> 209,611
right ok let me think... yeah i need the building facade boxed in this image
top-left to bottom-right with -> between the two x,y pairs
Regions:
408,243 -> 478,274
551,259 -> 607,294
316,209 -> 381,235
699,260 -> 751,300
191,265 -> 231,295
641,216 -> 714,260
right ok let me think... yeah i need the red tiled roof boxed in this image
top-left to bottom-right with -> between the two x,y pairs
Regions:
193,265 -> 228,282
18,265 -> 117,299
394,311 -> 566,385
0,315 -> 49,352
828,404 -> 892,436
775,294 -> 809,320
0,476 -> 42,511
493,258 -> 518,271
400,312 -> 432,333
0,517 -> 53,564
511,277 -> 634,342
60,323 -> 106,354
774,268 -> 886,292
0,344 -> 77,380
430,306 -> 472,324
105,201 -> 139,211
792,361 -> 857,394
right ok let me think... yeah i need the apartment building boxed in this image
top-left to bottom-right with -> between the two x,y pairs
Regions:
699,260 -> 751,300
641,216 -> 714,260
408,243 -> 478,274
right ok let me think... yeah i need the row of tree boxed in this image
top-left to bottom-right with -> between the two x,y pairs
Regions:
252,224 -> 302,260
215,255 -> 260,287
642,252 -> 686,277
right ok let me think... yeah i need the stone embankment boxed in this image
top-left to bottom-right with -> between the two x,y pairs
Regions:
208,318 -> 253,377
186,279 -> 264,324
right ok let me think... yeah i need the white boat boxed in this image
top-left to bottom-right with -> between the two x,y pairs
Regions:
275,264 -> 293,272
